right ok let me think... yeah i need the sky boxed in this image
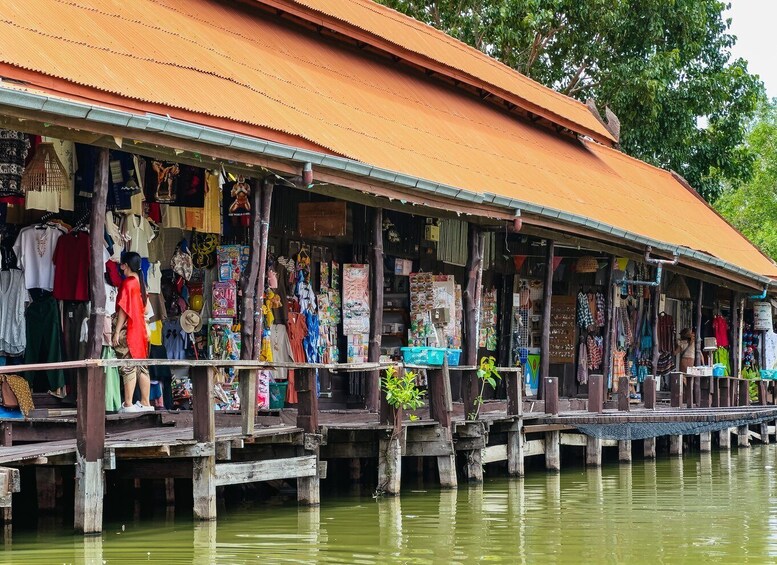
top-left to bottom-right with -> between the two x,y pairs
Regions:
727,0 -> 777,99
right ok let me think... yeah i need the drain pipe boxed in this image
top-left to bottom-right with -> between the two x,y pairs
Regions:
749,286 -> 769,300
614,246 -> 678,290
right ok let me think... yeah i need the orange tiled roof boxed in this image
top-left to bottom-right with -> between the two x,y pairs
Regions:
255,0 -> 616,144
0,0 -> 774,278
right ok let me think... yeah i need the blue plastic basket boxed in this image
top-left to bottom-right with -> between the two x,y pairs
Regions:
401,347 -> 447,366
446,349 -> 462,366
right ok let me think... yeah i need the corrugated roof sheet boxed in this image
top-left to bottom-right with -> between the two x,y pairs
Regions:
0,0 -> 774,277
258,0 -> 616,143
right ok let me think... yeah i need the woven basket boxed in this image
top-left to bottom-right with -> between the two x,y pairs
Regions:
576,255 -> 599,273
21,142 -> 69,192
666,274 -> 691,300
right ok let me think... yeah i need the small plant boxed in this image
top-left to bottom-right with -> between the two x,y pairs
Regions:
382,365 -> 426,432
468,356 -> 502,421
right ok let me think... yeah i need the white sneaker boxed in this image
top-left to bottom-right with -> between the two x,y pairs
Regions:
138,403 -> 155,412
119,403 -> 141,413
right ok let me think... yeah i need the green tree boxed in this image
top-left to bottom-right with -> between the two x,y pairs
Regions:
379,0 -> 763,201
716,100 -> 777,259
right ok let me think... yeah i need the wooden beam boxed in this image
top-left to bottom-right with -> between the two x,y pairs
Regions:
252,180 -> 274,359
539,240 -> 554,399
462,225 -> 483,416
367,207 -> 384,413
214,456 -> 317,486
240,179 -> 264,361
295,368 -> 319,433
603,256 -> 616,399
695,281 -> 704,365
428,362 -> 453,429
191,365 -> 216,521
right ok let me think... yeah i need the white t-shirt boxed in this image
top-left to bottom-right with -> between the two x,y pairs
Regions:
13,224 -> 65,290
122,214 -> 155,258
147,261 -> 163,294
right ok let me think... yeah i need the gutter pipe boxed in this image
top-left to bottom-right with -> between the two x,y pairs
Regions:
0,85 -> 772,287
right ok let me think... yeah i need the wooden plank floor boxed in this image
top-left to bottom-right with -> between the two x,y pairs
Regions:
533,406 -> 777,425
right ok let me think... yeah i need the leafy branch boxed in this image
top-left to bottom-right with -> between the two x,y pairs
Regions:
467,356 -> 502,420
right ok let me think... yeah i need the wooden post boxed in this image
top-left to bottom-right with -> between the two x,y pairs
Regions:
252,180 -> 274,359
586,436 -> 602,466
618,376 -> 630,411
695,281 -> 704,365
602,256 -> 616,402
618,440 -> 632,463
367,208 -> 384,413
588,374 -> 603,413
700,376 -> 711,408
731,292 -> 741,378
462,225 -> 484,414
428,362 -> 453,429
544,377 -> 559,415
758,381 -> 768,406
651,282 -> 660,377
669,435 -> 683,456
191,366 -> 216,520
465,447 -> 483,483
711,377 -> 719,407
643,437 -> 657,458
295,368 -> 319,434
378,430 -> 402,495
545,430 -> 560,471
36,467 -> 56,511
719,428 -> 731,450
719,378 -> 731,407
739,379 -> 750,407
75,147 -> 108,535
699,432 -> 712,452
761,422 -> 770,445
507,369 -> 523,477
692,376 -> 701,408
737,425 -> 750,448
669,372 -> 683,408
539,240 -> 555,399
643,376 -> 656,409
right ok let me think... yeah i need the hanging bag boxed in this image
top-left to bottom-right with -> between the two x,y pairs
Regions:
0,377 -> 18,409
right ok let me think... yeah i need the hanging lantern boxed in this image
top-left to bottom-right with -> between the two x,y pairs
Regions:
21,143 -> 69,192
666,274 -> 691,300
576,255 -> 599,273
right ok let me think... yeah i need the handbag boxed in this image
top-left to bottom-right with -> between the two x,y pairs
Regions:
1,378 -> 18,409
171,239 -> 193,281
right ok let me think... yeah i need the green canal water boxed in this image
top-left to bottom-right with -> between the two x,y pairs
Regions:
4,446 -> 777,564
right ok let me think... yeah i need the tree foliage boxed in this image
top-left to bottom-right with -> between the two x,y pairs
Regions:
715,100 -> 777,259
379,0 -> 763,200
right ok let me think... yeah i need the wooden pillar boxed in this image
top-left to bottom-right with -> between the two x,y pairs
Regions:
643,437 -> 657,458
367,208 -> 384,413
586,436 -> 602,466
378,431 -> 402,495
539,240 -> 555,400
545,430 -> 560,471
544,377 -> 559,415
507,369 -> 523,477
588,374 -> 603,413
295,368 -> 319,434
618,440 -> 632,463
699,432 -> 712,452
719,428 -> 731,450
465,448 -> 483,483
757,381 -> 768,406
643,376 -> 656,409
191,366 -> 216,520
737,425 -> 750,448
618,376 -> 630,411
700,376 -> 711,408
695,281 -> 704,365
738,379 -> 750,407
719,378 -> 731,407
462,225 -> 484,414
75,147 -> 108,535
437,451 -> 458,488
36,467 -> 56,511
651,282 -> 661,377
731,292 -> 741,378
602,256 -> 616,400
760,422 -> 770,445
669,372 -> 683,408
692,376 -> 701,408
669,435 -> 683,456
251,180 -> 274,359
428,363 -> 453,430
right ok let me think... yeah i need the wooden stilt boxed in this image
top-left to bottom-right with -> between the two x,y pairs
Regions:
586,436 -> 602,466
618,440 -> 632,463
719,428 -> 731,449
36,467 -> 56,510
367,208 -> 384,413
699,432 -> 712,452
437,454 -> 458,488
506,371 -> 523,477
507,427 -> 524,477
669,435 -> 683,456
75,148 -> 109,535
544,377 -> 559,415
539,240 -> 555,400
191,366 -> 216,520
643,437 -> 657,458
761,423 -> 770,445
165,478 -> 176,506
545,430 -> 560,471
378,432 -> 402,495
465,448 -> 483,483
737,425 -> 750,448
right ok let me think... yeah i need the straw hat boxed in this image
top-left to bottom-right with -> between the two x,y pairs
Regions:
666,274 -> 691,300
576,255 -> 599,273
180,309 -> 203,333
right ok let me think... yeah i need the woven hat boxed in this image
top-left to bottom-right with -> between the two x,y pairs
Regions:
666,274 -> 691,300
22,143 -> 69,192
576,255 -> 599,273
180,309 -> 203,333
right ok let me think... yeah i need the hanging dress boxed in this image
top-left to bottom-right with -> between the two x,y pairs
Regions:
285,312 -> 308,404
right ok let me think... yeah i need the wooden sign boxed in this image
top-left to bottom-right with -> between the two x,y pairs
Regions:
298,201 -> 347,238
548,295 -> 577,364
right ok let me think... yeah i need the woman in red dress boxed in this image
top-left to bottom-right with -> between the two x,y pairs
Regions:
113,252 -> 153,412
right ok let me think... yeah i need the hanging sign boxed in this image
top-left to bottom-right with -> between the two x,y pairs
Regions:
753,302 -> 773,331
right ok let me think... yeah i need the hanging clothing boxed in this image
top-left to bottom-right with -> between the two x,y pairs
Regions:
577,340 -> 588,385
52,231 -> 90,301
13,224 -> 66,290
612,350 -> 627,380
0,269 -> 29,356
103,346 -> 122,412
764,328 -> 777,370
24,291 -> 65,391
162,319 -> 189,360
595,293 -> 606,328
184,169 -> 221,234
0,129 -> 30,205
121,214 -> 155,258
713,315 -> 730,348
116,276 -> 148,359
576,292 -> 594,329
286,312 -> 308,404
713,347 -> 731,376
587,335 -> 602,370
270,324 -> 293,380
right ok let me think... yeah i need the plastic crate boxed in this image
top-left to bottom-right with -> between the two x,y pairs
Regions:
446,349 -> 462,366
760,369 -> 777,380
401,347 -> 447,366
268,382 -> 287,409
